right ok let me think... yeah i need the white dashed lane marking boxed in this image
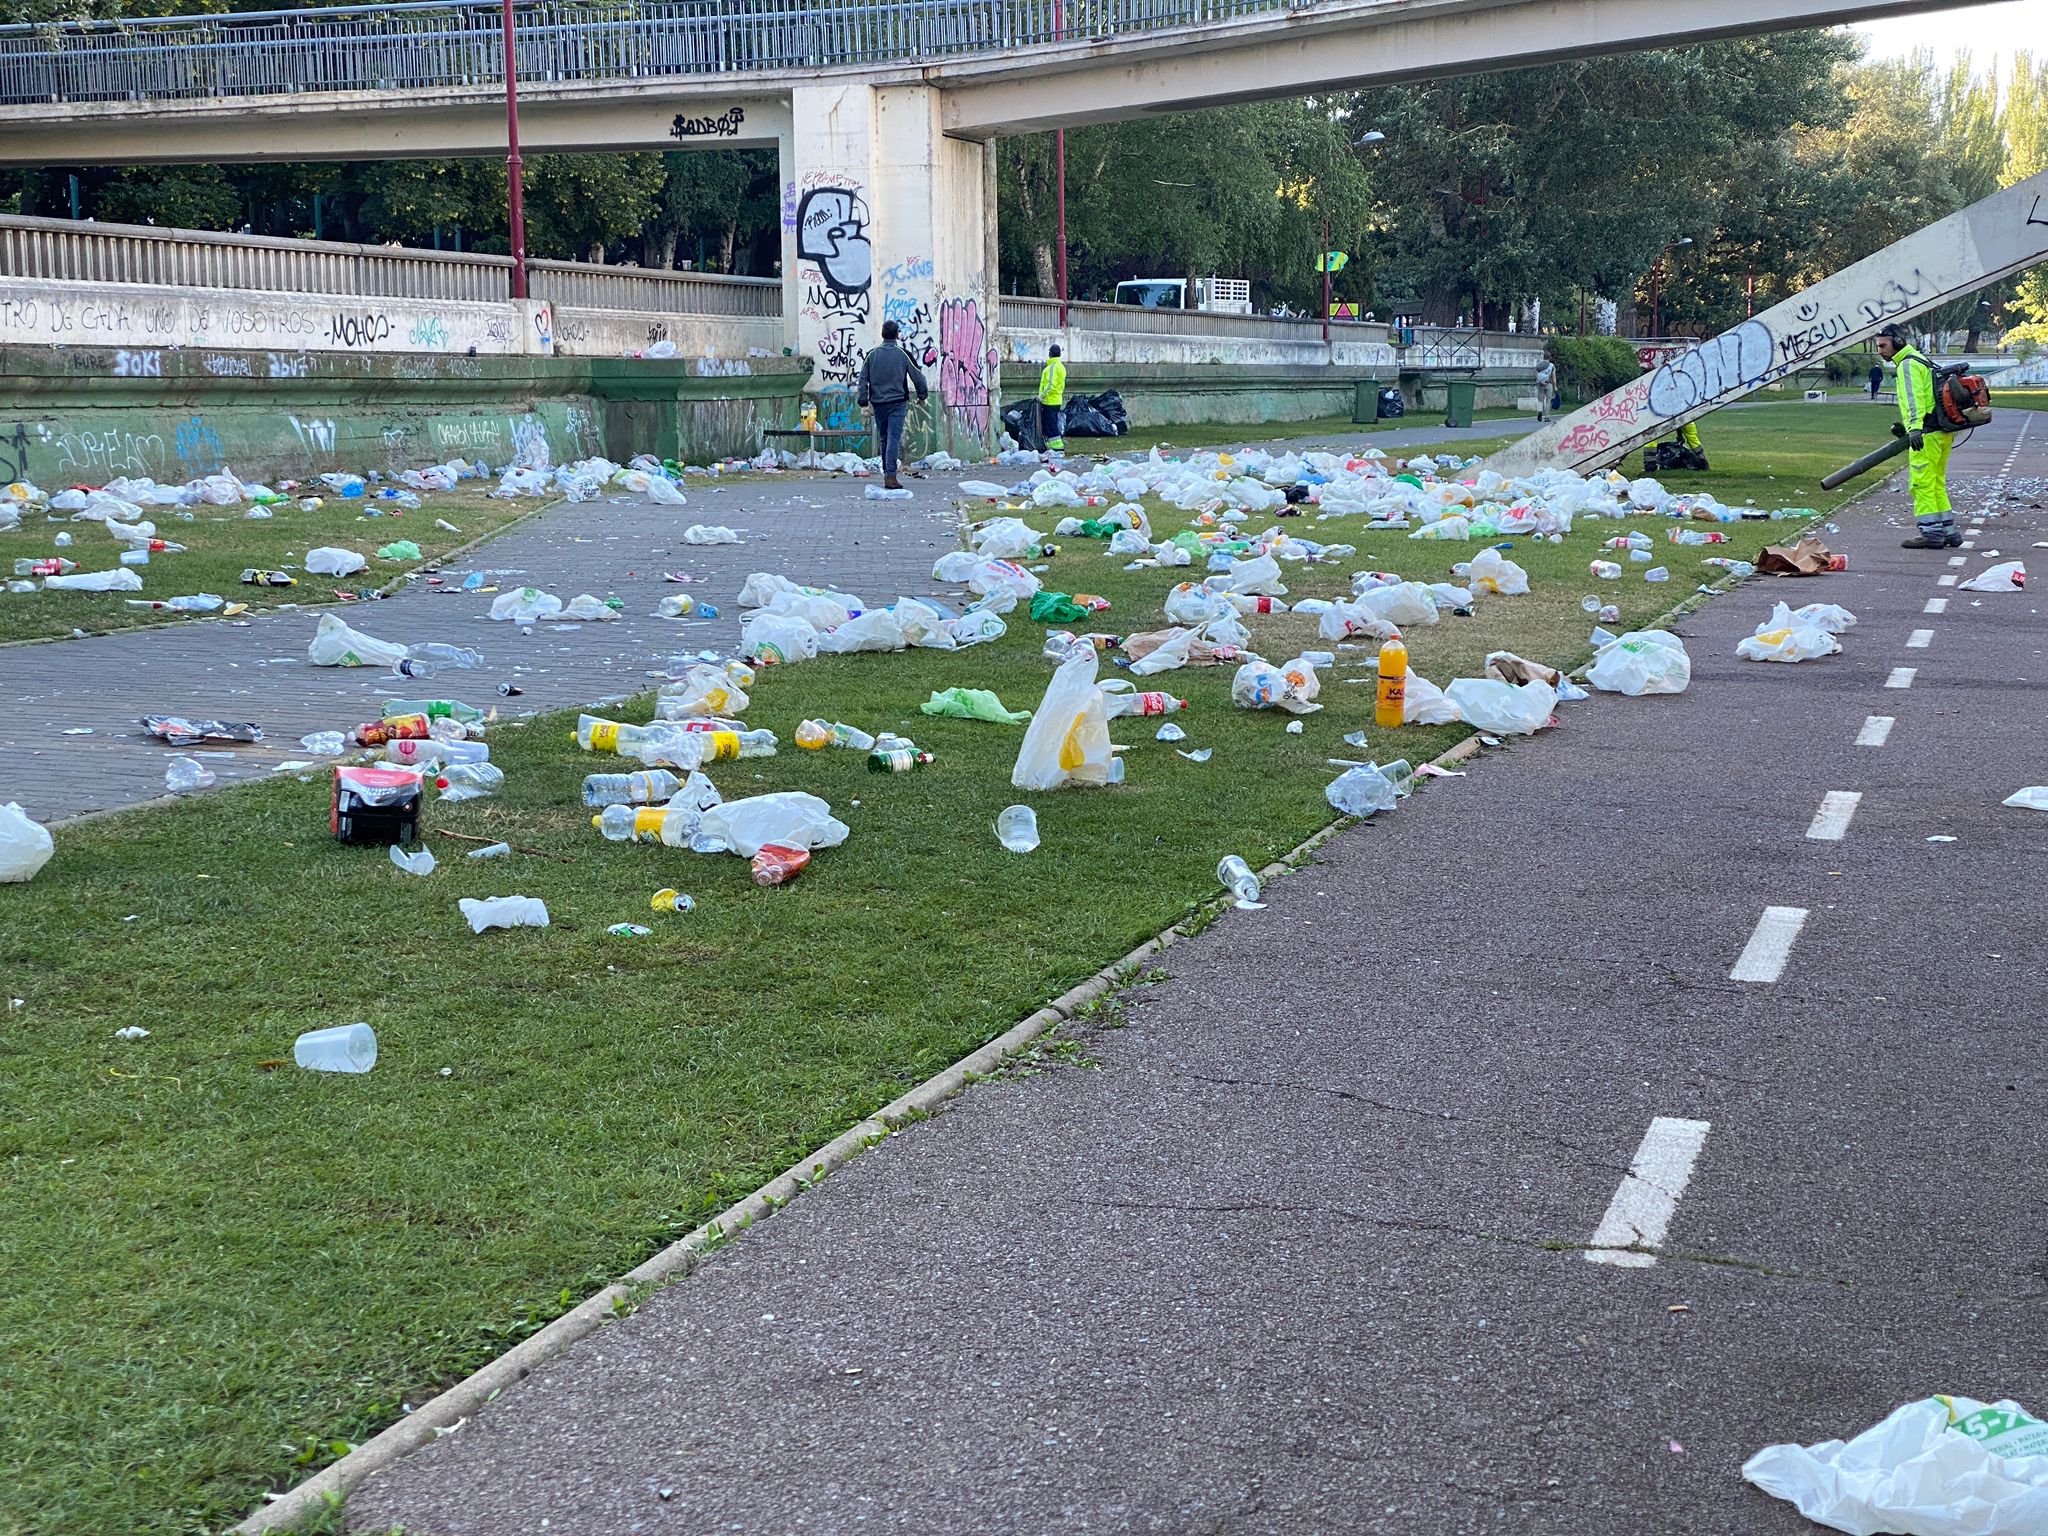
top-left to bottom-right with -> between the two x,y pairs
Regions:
1585,1118 -> 1713,1269
1731,906 -> 1808,984
1806,791 -> 1862,842
1886,667 -> 1917,689
1924,598 -> 1948,614
1907,629 -> 1934,649
1856,715 -> 1895,747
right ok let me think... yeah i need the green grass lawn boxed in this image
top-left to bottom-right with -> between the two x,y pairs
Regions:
1114,404 -> 1533,453
0,488 -> 553,646
0,403 -> 1882,1535
1999,387 -> 2048,411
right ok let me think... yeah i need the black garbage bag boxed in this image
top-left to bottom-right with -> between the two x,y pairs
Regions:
1001,400 -> 1035,445
1378,388 -> 1405,418
1089,390 -> 1129,431
1064,402 -> 1120,438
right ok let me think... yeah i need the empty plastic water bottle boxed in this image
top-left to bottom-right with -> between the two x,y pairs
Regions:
593,803 -> 701,846
1644,566 -> 1671,583
795,719 -> 877,751
1217,854 -> 1266,911
437,761 -> 504,801
583,769 -> 681,807
1103,691 -> 1188,719
700,728 -> 778,762
1589,560 -> 1623,580
164,756 -> 216,792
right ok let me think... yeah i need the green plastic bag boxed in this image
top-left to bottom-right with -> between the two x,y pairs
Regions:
1169,528 -> 1208,559
920,687 -> 1031,724
1029,591 -> 1088,624
1074,518 -> 1116,539
376,540 -> 423,561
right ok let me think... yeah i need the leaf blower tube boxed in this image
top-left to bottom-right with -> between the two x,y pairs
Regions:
1820,434 -> 1910,492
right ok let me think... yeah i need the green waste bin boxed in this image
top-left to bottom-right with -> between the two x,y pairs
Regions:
1351,378 -> 1381,425
1443,379 -> 1477,429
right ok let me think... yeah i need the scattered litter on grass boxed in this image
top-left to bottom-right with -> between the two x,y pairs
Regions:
459,895 -> 550,933
114,1026 -> 150,1041
294,1023 -> 378,1073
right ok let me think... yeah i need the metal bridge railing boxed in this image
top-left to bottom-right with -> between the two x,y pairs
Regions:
0,212 -> 782,317
0,0 -> 1296,107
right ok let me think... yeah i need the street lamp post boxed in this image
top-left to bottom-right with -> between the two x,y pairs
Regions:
1325,130 -> 1383,346
501,0 -> 530,301
1648,236 -> 1692,339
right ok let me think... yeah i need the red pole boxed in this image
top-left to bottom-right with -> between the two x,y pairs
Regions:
502,0 -> 529,300
1055,129 -> 1069,327
1321,206 -> 1331,344
1649,262 -> 1660,340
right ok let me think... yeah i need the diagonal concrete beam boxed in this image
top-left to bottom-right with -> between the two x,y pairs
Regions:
1483,169 -> 2048,476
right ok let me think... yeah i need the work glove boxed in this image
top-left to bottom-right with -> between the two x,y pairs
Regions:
1890,422 -> 1906,439
1909,431 -> 1925,451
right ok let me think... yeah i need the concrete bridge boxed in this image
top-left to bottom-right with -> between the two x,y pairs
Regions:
0,0 -> 1986,456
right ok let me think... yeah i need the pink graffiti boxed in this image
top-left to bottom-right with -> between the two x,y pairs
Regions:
1589,378 -> 1651,425
939,298 -> 994,435
1556,422 -> 1612,455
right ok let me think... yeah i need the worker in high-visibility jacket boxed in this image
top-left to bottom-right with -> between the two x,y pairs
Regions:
1875,322 -> 1958,549
1037,346 -> 1067,454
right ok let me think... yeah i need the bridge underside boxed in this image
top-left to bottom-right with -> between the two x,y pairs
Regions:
0,0 -> 1985,167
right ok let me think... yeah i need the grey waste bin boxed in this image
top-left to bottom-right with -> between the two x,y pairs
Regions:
1443,379 -> 1477,429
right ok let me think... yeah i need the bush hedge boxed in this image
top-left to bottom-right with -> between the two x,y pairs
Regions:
1547,336 -> 1641,401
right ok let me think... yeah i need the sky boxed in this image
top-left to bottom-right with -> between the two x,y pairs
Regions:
1850,0 -> 2048,73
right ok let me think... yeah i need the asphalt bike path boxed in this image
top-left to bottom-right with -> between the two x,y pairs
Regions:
347,409 -> 2048,1534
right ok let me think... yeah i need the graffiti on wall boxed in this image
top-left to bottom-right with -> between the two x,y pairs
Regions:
796,183 -> 873,389
879,256 -> 939,369
938,297 -> 997,438
174,414 -> 225,474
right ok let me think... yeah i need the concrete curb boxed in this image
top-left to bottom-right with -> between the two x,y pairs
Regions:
233,486 -> 1885,1532
232,725 -> 1485,1534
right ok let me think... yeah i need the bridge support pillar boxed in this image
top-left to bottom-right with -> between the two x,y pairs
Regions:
787,83 -> 1001,455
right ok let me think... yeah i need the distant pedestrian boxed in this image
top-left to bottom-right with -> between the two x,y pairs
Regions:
1869,361 -> 1883,400
1037,346 -> 1068,455
1534,356 -> 1558,422
857,319 -> 928,491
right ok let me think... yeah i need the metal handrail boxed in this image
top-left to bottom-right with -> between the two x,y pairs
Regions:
0,0 -> 1296,106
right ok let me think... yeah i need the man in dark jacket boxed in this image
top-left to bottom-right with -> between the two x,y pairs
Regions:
856,320 -> 930,490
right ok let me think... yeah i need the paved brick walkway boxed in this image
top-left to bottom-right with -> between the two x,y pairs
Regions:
0,474 -> 966,822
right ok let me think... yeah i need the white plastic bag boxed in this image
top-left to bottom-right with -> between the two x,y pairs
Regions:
894,596 -> 957,651
968,558 -> 1041,600
683,524 -> 742,545
643,475 -> 688,506
1013,649 -> 1115,790
972,517 -> 1047,560
0,802 -> 54,883
958,479 -> 1010,499
1325,765 -> 1401,817
1744,1395 -> 2048,1536
1402,670 -> 1462,726
739,611 -> 820,666
1467,547 -> 1530,596
763,590 -> 856,629
459,895 -> 550,933
1960,560 -> 2025,592
1764,600 -> 1858,634
1230,656 -> 1322,715
2002,787 -> 2048,811
305,547 -> 368,578
815,607 -> 906,654
561,594 -> 619,621
489,587 -> 564,623
1737,624 -> 1840,663
44,568 -> 143,592
307,612 -> 409,668
1349,581 -> 1441,628
1164,583 -> 1236,627
1316,597 -> 1398,643
1444,677 -> 1555,735
696,792 -> 849,857
1219,552 -> 1287,597
1587,630 -> 1693,696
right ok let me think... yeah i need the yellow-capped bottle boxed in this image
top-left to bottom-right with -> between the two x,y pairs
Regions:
1375,636 -> 1408,729
592,804 -> 698,846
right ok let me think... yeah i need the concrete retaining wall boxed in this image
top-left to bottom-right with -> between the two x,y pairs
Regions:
0,346 -> 810,486
550,304 -> 787,362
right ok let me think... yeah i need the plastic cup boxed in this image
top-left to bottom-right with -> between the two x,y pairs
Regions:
995,804 -> 1040,854
294,1023 -> 378,1074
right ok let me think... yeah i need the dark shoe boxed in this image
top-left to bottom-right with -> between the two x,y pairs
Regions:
1900,532 -> 1949,549
883,475 -> 903,491
1945,529 -> 1964,547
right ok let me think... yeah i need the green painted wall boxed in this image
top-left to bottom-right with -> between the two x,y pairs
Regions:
0,346 -> 810,487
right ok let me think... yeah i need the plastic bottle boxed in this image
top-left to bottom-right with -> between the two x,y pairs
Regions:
794,719 -> 877,751
164,755 -> 216,792
401,643 -> 481,673
700,728 -> 777,762
995,804 -> 1040,853
583,769 -> 681,807
1589,560 -> 1623,580
1217,854 -> 1266,911
386,737 -> 489,768
1375,636 -> 1408,729
593,803 -> 701,846
750,843 -> 811,887
651,888 -> 696,913
1104,691 -> 1188,719
869,747 -> 935,774
1580,595 -> 1602,614
437,761 -> 504,800
1644,566 -> 1671,583
573,714 -> 668,753
14,557 -> 75,576
382,698 -> 485,724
